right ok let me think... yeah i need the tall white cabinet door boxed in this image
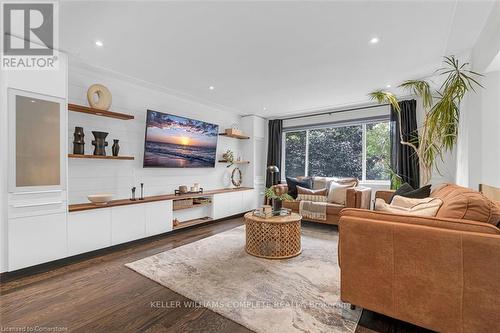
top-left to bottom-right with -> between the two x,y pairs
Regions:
68,209 -> 112,255
8,90 -> 67,194
145,201 -> 173,236
111,205 -> 146,245
8,213 -> 67,271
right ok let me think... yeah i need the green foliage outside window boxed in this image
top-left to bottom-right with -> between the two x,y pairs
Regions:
284,121 -> 390,181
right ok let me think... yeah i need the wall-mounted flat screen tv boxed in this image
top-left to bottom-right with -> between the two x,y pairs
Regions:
143,110 -> 219,168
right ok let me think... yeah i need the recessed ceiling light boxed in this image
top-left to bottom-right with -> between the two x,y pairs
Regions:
30,100 -> 36,103
386,84 -> 391,88
209,86 -> 215,90
370,37 -> 379,44
263,107 -> 267,111
95,40 -> 104,47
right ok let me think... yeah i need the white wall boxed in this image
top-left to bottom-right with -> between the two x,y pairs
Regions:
67,64 -> 247,204
479,71 -> 500,188
456,2 -> 500,190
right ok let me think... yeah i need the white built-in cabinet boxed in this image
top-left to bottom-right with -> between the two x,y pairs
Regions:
212,189 -> 256,219
7,89 -> 68,272
68,208 -> 112,256
145,201 -> 173,236
68,200 -> 173,256
8,213 -> 67,271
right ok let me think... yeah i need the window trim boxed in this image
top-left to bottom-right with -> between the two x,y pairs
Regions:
282,116 -> 390,183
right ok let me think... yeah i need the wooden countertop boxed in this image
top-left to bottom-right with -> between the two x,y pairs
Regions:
69,187 -> 254,212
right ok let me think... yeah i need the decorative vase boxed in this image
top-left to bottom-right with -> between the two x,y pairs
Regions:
91,131 -> 108,156
73,126 -> 85,155
272,199 -> 283,211
112,139 -> 120,156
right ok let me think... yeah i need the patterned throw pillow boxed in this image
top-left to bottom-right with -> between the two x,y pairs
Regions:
296,186 -> 328,202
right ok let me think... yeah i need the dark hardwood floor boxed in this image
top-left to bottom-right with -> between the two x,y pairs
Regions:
0,217 -> 431,333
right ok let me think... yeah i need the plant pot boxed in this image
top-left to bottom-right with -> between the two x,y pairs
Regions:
272,199 -> 283,211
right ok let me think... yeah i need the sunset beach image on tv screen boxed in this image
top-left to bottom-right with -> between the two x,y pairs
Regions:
143,110 -> 219,168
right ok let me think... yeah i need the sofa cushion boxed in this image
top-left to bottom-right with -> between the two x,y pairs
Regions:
431,184 -> 500,226
286,177 -> 313,199
328,182 -> 355,205
390,183 -> 432,202
375,197 -> 443,217
296,186 -> 327,202
311,177 -> 359,190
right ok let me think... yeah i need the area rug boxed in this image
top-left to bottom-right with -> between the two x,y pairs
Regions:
126,225 -> 361,333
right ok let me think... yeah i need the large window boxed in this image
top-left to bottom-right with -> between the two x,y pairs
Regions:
283,120 -> 390,182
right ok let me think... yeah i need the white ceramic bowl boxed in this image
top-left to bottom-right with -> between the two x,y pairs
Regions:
87,193 -> 114,205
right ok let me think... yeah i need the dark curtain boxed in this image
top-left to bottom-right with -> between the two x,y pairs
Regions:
266,119 -> 283,187
390,99 -> 420,188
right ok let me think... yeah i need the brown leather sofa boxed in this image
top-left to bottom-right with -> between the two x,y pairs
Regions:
278,177 -> 372,225
338,184 -> 500,332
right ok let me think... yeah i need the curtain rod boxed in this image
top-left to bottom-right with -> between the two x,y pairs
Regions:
277,103 -> 391,121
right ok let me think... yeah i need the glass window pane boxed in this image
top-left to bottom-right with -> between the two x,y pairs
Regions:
366,122 -> 391,180
308,126 -> 362,178
284,131 -> 306,178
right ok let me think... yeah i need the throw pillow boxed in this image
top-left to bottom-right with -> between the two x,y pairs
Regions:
286,177 -> 313,199
375,196 -> 443,216
296,186 -> 328,202
327,182 -> 354,205
390,183 -> 432,202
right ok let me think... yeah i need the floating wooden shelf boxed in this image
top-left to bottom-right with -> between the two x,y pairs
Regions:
68,103 -> 134,120
68,154 -> 135,160
218,133 -> 250,139
172,202 -> 212,211
218,160 -> 250,164
173,217 -> 213,230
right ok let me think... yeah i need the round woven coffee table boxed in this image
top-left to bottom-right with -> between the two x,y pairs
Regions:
244,212 -> 302,259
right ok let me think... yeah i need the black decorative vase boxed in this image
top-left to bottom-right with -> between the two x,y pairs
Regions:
73,127 -> 85,155
112,139 -> 120,156
272,199 -> 283,211
91,131 -> 108,156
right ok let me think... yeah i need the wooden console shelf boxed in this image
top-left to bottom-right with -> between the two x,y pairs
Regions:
173,202 -> 212,211
68,103 -> 134,120
173,217 -> 213,230
68,187 -> 253,212
218,160 -> 250,164
218,133 -> 250,139
69,154 -> 135,160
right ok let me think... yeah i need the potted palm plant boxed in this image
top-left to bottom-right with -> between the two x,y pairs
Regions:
369,56 -> 482,185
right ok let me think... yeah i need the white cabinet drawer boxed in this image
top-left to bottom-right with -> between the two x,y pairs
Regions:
111,205 -> 146,245
8,190 -> 67,218
145,201 -> 173,236
8,200 -> 67,219
8,213 -> 67,271
68,209 -> 112,255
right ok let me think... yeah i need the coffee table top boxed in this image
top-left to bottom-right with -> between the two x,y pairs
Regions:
244,211 -> 302,224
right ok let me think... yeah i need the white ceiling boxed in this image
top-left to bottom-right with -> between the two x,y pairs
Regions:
60,1 -> 495,117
